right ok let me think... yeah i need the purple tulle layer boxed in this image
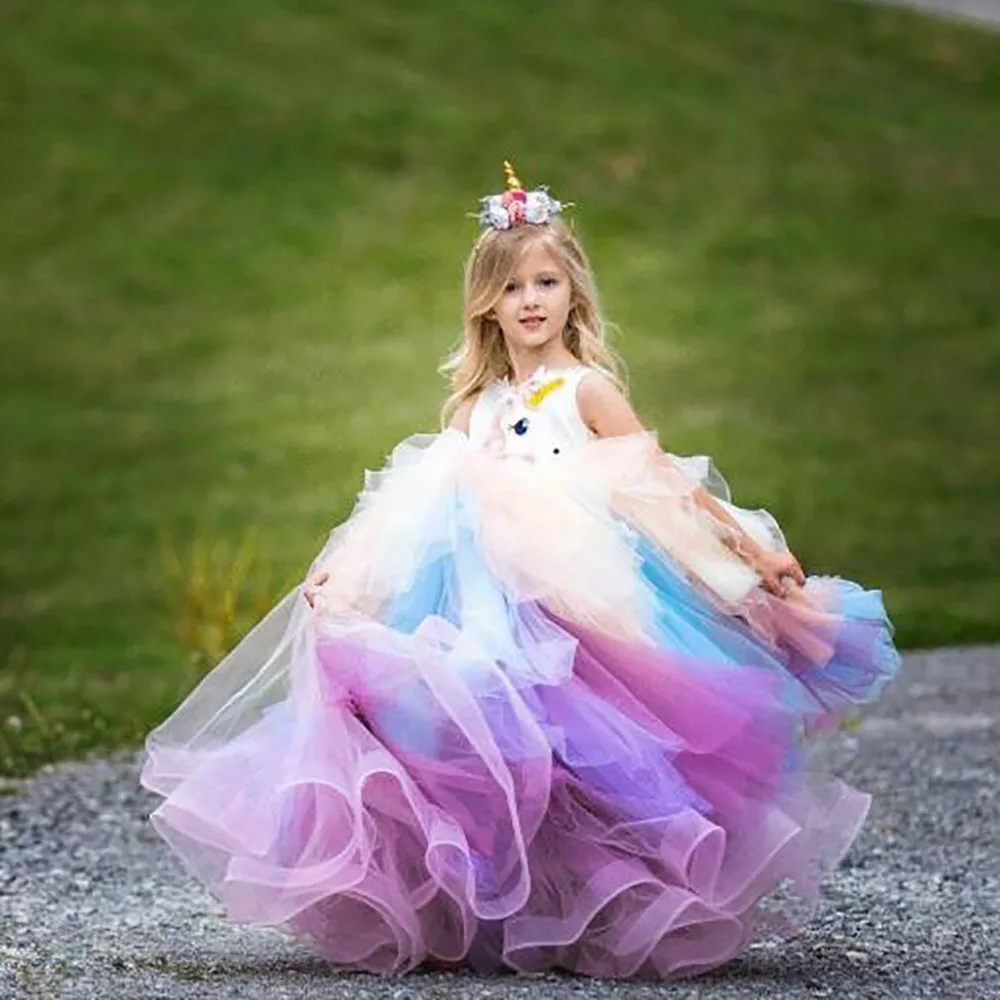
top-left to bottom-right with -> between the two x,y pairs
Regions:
143,601 -> 870,980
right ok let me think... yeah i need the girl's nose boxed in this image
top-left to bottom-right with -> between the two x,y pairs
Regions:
523,283 -> 539,305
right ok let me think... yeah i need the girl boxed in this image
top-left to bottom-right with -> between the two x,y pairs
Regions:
140,163 -> 900,982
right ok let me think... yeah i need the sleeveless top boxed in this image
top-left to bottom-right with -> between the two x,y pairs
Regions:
468,363 -> 597,462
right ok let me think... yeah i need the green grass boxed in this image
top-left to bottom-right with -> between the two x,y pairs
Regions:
1,0 -> 999,778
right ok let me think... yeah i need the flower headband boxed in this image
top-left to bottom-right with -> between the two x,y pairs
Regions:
477,161 -> 566,231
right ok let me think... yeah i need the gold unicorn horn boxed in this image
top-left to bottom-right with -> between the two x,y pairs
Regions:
503,160 -> 523,191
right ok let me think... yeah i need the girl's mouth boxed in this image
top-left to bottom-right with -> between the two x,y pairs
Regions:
520,316 -> 545,330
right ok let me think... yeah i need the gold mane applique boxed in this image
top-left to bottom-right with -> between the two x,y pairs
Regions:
526,377 -> 566,409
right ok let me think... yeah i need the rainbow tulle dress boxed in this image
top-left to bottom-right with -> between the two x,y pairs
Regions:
139,363 -> 900,980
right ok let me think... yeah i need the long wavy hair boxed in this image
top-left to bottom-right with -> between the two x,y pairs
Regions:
438,216 -> 626,427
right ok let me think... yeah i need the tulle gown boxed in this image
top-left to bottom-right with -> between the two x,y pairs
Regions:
139,363 -> 900,980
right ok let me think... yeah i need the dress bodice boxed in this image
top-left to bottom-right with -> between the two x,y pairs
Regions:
468,363 -> 597,461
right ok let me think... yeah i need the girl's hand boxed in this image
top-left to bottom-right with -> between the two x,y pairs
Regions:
304,570 -> 329,608
751,550 -> 806,598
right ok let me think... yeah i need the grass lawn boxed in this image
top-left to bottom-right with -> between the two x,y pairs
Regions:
1,0 -> 998,778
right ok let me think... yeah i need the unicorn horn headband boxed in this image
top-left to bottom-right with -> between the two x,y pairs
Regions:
476,160 -> 567,231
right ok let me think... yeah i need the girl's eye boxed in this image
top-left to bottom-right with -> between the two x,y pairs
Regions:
504,282 -> 517,293
541,277 -> 557,288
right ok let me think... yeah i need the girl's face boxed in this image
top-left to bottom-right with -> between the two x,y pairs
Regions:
488,241 -> 572,355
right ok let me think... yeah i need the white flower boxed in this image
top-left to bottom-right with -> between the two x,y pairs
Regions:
479,196 -> 510,230
524,191 -> 550,224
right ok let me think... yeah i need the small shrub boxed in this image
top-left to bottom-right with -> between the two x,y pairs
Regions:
158,526 -> 300,672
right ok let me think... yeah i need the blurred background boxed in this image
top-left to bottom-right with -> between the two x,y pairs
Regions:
1,0 -> 998,777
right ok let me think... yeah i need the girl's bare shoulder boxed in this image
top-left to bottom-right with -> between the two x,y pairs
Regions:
577,370 -> 645,436
447,390 -> 482,434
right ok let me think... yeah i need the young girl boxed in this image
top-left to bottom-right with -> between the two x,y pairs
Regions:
140,163 -> 900,982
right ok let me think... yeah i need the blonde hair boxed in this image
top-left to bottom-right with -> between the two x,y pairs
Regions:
438,216 -> 626,427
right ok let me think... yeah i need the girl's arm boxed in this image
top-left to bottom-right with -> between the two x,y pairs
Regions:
578,373 -> 805,597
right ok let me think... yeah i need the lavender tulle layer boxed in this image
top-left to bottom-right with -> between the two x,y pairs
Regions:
139,430 -> 900,980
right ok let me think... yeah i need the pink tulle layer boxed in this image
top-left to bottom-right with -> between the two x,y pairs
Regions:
143,603 -> 869,980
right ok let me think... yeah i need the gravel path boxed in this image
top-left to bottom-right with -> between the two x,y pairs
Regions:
2,644 -> 999,999
861,0 -> 1000,27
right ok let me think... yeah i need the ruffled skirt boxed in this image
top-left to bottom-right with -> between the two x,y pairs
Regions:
139,430 -> 899,979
